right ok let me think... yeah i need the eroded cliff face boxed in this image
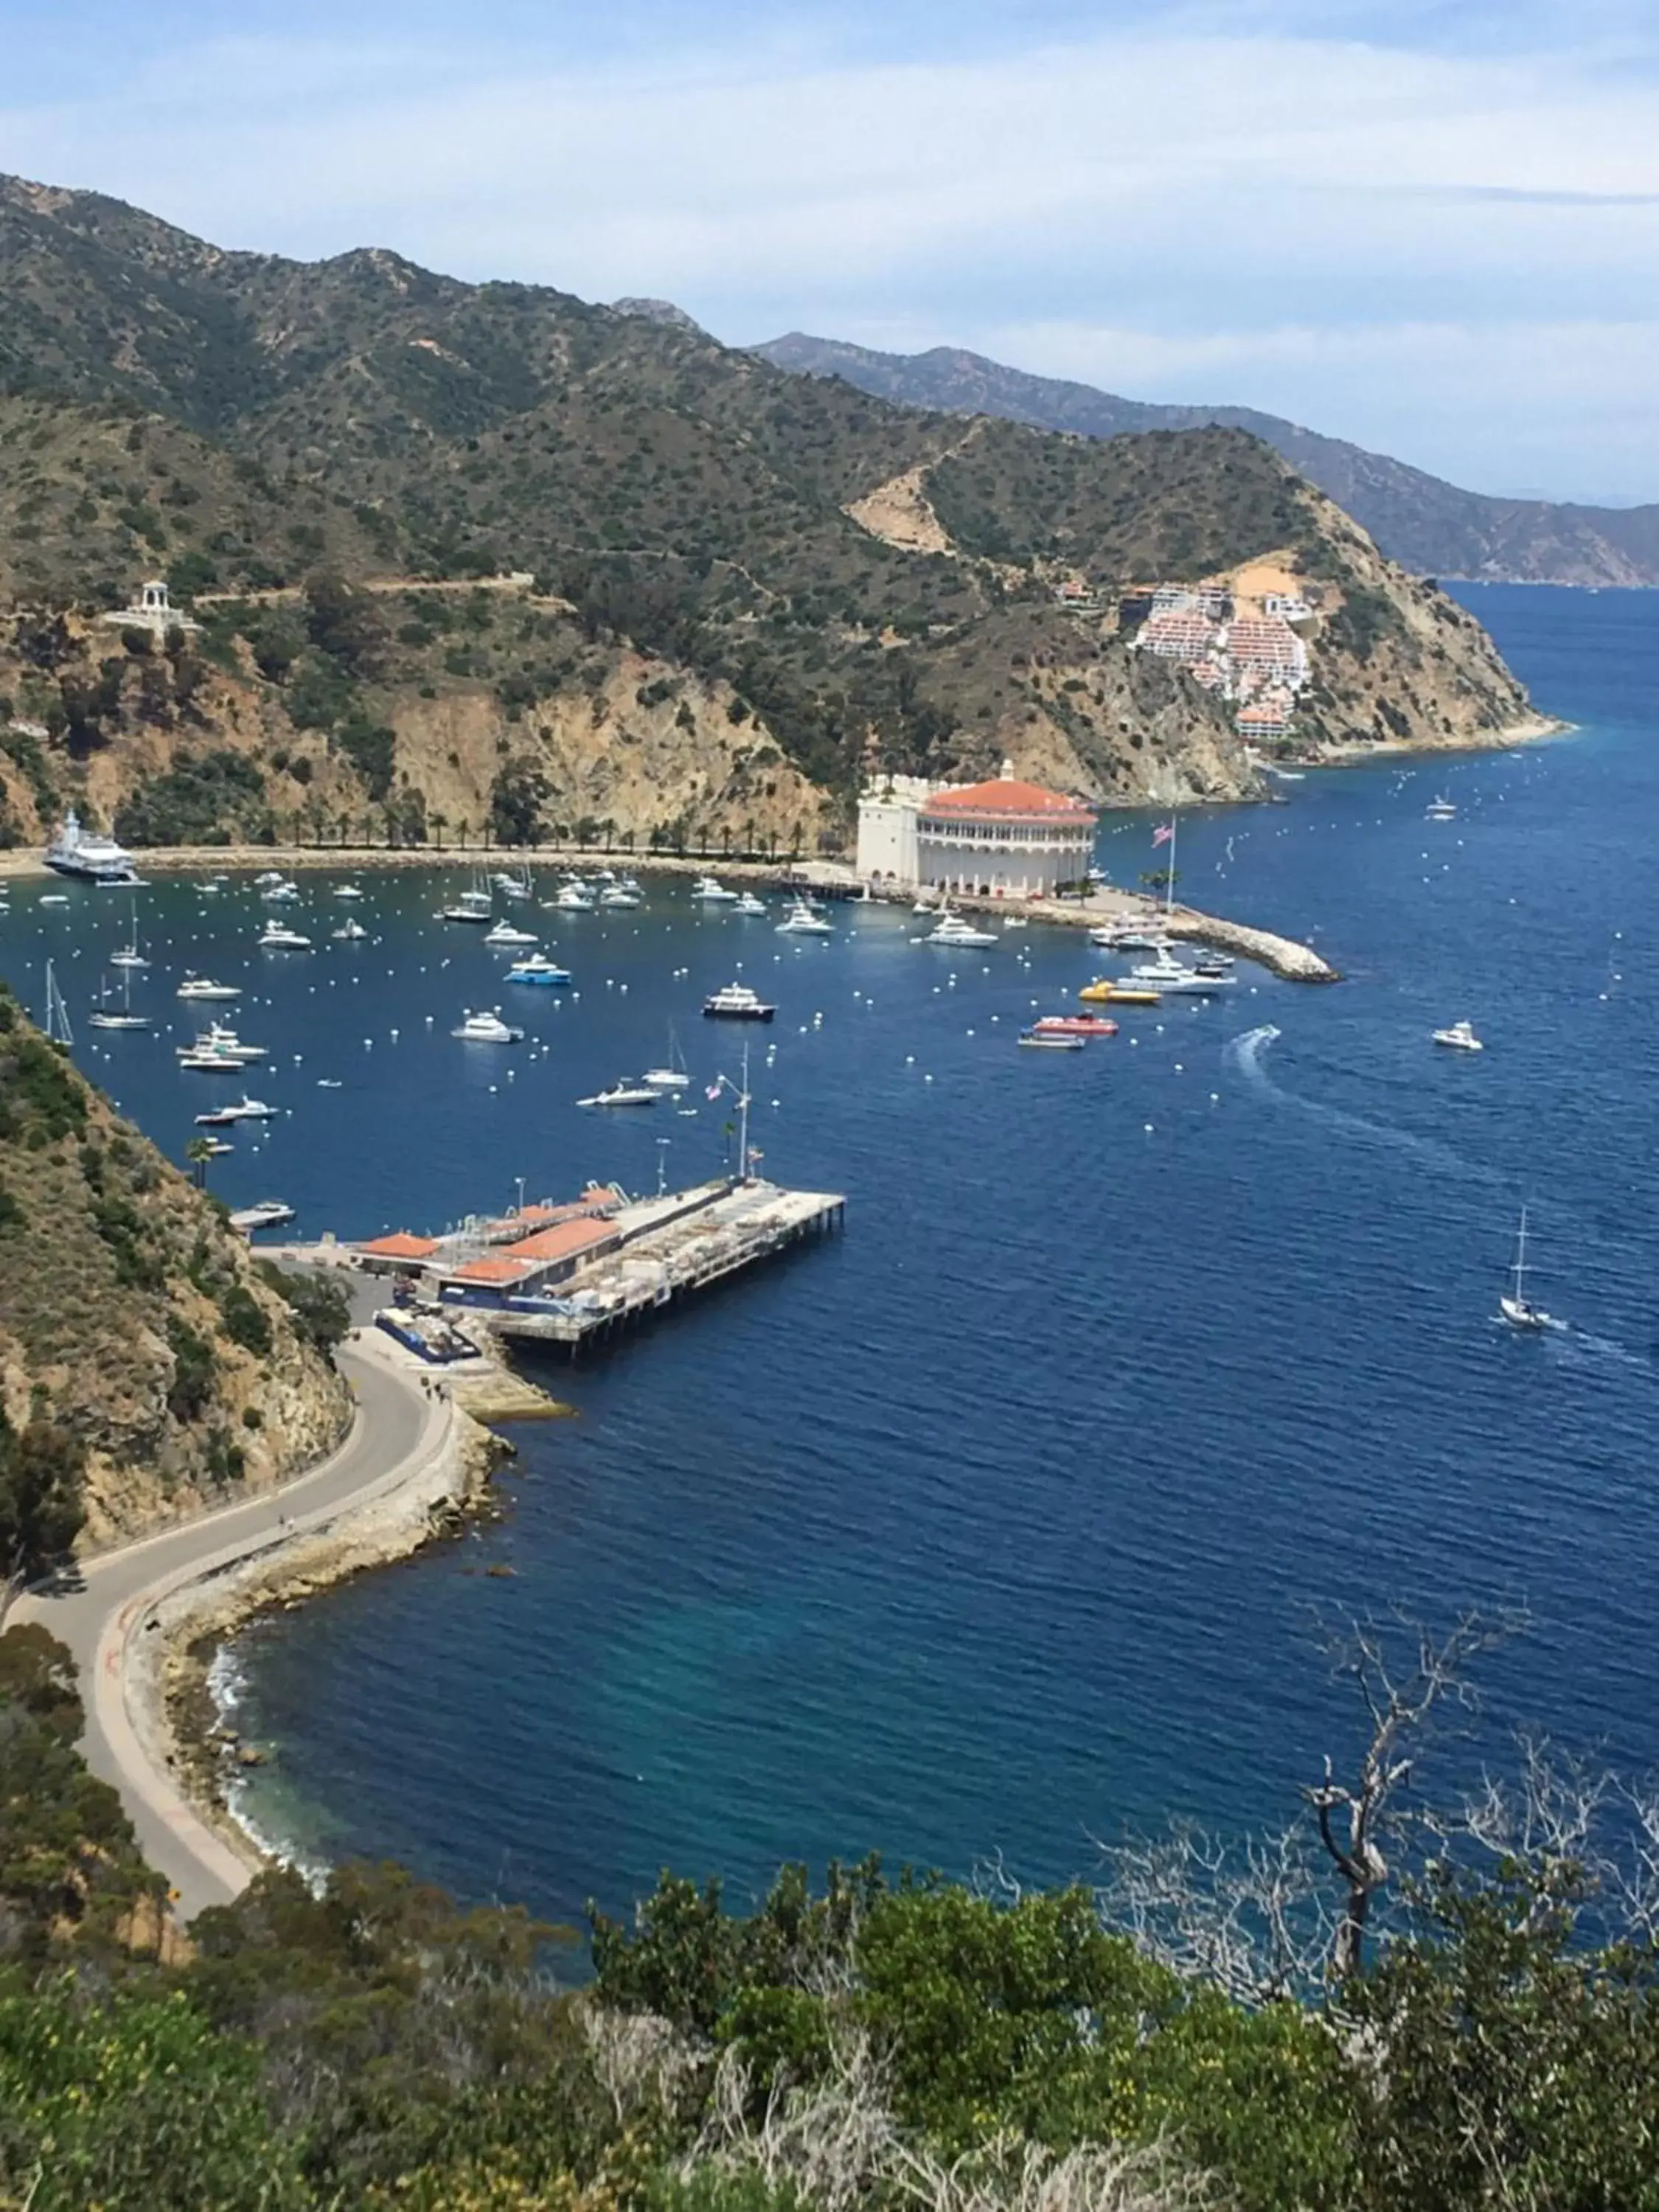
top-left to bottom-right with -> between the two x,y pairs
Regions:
0,993 -> 349,1548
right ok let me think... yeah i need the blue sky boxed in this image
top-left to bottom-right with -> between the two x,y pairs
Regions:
5,1 -> 1658,501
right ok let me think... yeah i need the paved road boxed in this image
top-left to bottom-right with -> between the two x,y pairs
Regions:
16,1337 -> 448,1924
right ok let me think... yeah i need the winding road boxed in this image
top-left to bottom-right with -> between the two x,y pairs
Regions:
16,1335 -> 450,1924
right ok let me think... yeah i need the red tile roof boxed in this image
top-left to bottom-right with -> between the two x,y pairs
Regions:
505,1218 -> 619,1265
922,779 -> 1097,824
358,1232 -> 439,1260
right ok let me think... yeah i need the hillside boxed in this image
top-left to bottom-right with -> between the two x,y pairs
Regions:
755,333 -> 1659,588
0,982 -> 348,1551
0,174 -> 1537,846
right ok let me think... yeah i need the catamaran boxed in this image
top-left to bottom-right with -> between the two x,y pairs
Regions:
1499,1207 -> 1551,1332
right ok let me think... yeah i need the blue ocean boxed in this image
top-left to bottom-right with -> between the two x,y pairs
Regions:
4,584 -> 1655,1930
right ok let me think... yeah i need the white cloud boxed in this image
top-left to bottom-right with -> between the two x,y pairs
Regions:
2,21 -> 1658,493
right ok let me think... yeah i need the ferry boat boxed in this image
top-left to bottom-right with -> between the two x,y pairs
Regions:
690,875 -> 740,902
452,1008 -> 524,1043
577,1080 -> 660,1108
1433,1019 -> 1484,1051
703,982 -> 776,1021
230,1199 -> 297,1233
925,911 -> 998,950
177,976 -> 241,1001
257,921 -> 313,950
1032,1014 -> 1118,1037
1019,1029 -> 1085,1050
504,952 -> 571,985
45,809 -> 136,884
484,918 -> 540,947
776,898 -> 833,936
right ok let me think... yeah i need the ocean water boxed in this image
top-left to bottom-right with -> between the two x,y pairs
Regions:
5,584 -> 1657,1930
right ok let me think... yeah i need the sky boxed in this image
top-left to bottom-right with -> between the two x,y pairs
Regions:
4,1 -> 1658,502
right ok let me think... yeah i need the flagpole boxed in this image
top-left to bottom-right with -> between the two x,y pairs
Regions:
1166,813 -> 1177,925
739,1037 -> 751,1183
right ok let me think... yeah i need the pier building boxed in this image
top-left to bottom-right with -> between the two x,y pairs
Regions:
858,763 -> 1097,897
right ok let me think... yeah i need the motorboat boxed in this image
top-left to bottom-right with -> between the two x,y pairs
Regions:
1019,1029 -> 1086,1050
494,869 -> 533,902
257,921 -> 313,950
254,870 -> 285,887
1032,1015 -> 1118,1037
179,1022 -> 266,1062
332,918 -> 369,942
734,891 -> 768,917
178,1044 -> 251,1072
1433,1019 -> 1484,1052
642,1027 -> 691,1089
599,884 -> 642,908
1193,950 -> 1236,978
1080,979 -> 1161,1006
1124,947 -> 1234,995
260,879 -> 301,902
703,982 -> 776,1021
776,898 -> 833,936
1499,1206 -> 1551,1330
193,1096 -> 275,1125
230,1200 -> 296,1232
925,911 -> 998,950
690,874 -> 740,902
504,952 -> 571,985
1425,796 -> 1458,821
440,895 -> 493,923
549,882 -> 596,912
111,897 -> 148,969
45,808 -> 136,884
199,1137 -> 234,1157
577,1080 -> 660,1107
333,883 -> 365,901
484,919 -> 540,947
1088,922 -> 1164,951
178,977 -> 242,1001
453,1008 -> 524,1043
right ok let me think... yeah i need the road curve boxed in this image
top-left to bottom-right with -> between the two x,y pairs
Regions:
16,1335 -> 451,1924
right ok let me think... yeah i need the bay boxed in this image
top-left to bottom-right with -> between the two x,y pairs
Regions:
4,583 -> 1655,1929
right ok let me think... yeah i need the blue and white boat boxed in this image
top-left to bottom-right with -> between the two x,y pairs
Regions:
504,951 -> 571,985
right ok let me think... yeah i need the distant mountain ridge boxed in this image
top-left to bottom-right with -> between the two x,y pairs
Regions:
752,334 -> 1659,588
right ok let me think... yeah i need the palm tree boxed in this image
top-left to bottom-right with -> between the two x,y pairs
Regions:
185,1135 -> 215,1189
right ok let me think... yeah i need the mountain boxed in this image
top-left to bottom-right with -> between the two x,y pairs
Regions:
754,334 -> 1659,589
0,174 -> 1534,848
0,980 -> 347,1554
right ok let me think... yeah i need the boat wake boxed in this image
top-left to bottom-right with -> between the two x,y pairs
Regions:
1225,1025 -> 1493,1186
1558,1327 -> 1653,1374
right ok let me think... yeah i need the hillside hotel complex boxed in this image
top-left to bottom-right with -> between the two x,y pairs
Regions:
857,768 -> 1099,897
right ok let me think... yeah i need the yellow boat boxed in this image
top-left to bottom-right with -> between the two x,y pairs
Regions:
1080,978 -> 1161,1006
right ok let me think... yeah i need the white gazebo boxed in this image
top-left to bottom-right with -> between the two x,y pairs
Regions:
100,579 -> 200,636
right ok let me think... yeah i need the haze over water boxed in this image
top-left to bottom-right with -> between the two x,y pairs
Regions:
4,585 -> 1654,1930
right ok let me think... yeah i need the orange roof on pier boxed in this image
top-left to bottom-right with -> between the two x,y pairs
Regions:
358,1232 -> 439,1260
922,778 -> 1097,824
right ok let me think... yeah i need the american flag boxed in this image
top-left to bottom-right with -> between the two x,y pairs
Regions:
706,1081 -> 723,1100
1152,821 -> 1175,848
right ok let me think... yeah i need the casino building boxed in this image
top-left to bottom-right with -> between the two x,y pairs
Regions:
857,765 -> 1098,898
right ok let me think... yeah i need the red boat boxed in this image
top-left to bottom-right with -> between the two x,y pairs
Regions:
1032,1014 -> 1119,1038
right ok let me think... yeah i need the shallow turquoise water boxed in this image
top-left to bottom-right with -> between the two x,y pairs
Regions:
6,584 -> 1656,1928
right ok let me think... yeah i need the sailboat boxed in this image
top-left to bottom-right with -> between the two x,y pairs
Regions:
88,966 -> 150,1030
1498,1206 -> 1551,1332
43,959 -> 73,1046
642,1024 -> 691,1091
110,894 -> 148,970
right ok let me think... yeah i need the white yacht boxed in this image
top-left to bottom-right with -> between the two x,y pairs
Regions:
46,809 -> 136,885
179,1021 -> 267,1062
1433,1019 -> 1484,1052
453,1008 -> 524,1043
1090,922 -> 1165,951
177,976 -> 242,1001
110,897 -> 148,970
494,869 -> 534,902
690,874 -> 740,902
734,891 -> 768,917
193,1096 -> 276,1125
577,1079 -> 660,1108
254,871 -> 285,887
229,1199 -> 296,1233
333,883 -> 365,901
504,952 -> 571,985
642,1027 -> 691,1090
260,878 -> 301,902
178,1043 -> 251,1071
925,911 -> 999,950
484,918 -> 539,947
599,883 -> 642,908
703,982 -> 776,1021
257,921 -> 313,950
776,898 -> 834,936
440,879 -> 494,923
1425,796 -> 1458,821
1124,947 -> 1235,995
549,881 -> 596,912
1499,1207 -> 1551,1331
332,918 -> 369,942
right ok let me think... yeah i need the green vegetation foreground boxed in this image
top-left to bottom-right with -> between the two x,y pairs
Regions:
3,1609 -> 1658,2211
